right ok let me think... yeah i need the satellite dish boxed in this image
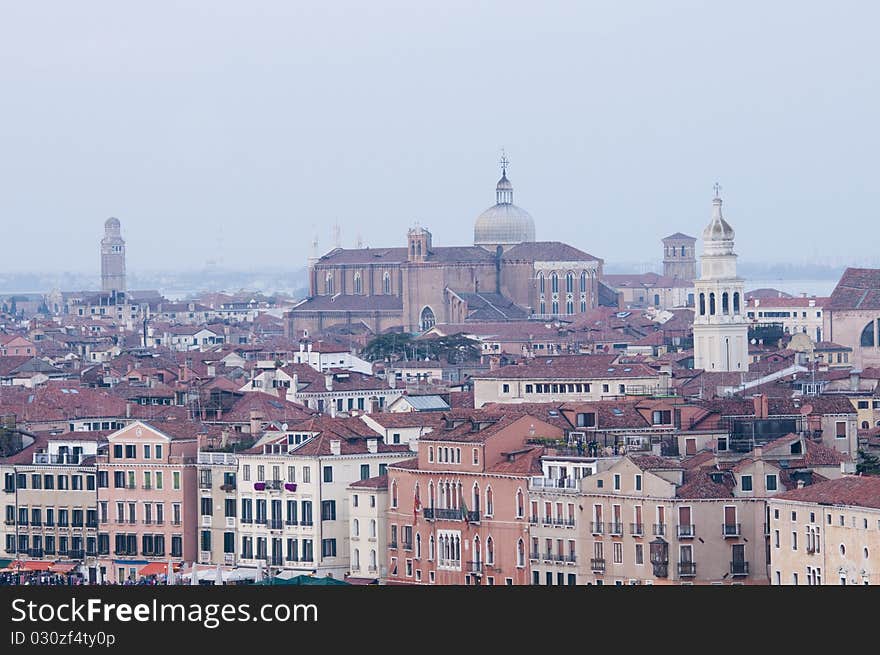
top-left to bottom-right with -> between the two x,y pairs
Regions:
281,423 -> 289,431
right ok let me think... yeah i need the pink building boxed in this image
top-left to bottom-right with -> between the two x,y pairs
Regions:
96,420 -> 198,583
386,414 -> 560,585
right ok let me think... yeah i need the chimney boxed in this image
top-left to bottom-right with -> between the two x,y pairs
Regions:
366,438 -> 378,453
125,402 -> 131,419
797,479 -> 805,489
249,409 -> 263,435
330,439 -> 342,456
277,387 -> 286,400
754,298 -> 760,307
324,373 -> 333,391
752,393 -> 768,419
754,446 -> 763,460
850,370 -> 861,392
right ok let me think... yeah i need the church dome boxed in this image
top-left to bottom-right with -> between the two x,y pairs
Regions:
474,170 -> 535,247
105,217 -> 121,230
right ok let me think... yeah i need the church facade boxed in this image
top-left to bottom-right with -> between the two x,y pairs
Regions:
287,164 -> 604,336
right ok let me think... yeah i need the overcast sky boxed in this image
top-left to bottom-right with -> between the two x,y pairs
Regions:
1,1 -> 878,273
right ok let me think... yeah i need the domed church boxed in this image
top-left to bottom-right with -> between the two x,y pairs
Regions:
289,157 -> 607,335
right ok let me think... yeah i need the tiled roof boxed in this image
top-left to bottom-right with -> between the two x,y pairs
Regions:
676,468 -> 735,498
289,295 -> 403,313
348,474 -> 388,490
774,475 -> 880,509
471,356 -> 657,380
449,291 -> 530,321
486,446 -> 545,475
827,268 -> 880,310
502,241 -> 601,263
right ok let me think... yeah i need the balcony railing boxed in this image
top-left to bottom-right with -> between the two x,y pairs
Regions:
466,511 -> 480,523
590,558 -> 606,572
269,519 -> 284,530
530,552 -> 541,561
300,520 -> 313,527
730,561 -> 749,576
529,477 -> 580,492
564,554 -> 577,564
528,517 -> 538,525
31,519 -> 42,527
33,453 -> 83,465
722,523 -> 741,538
198,480 -> 212,490
678,562 -> 696,576
422,508 -> 469,521
67,549 -> 85,559
285,520 -> 298,526
677,524 -> 695,539
591,522 -> 604,535
653,523 -> 666,536
608,522 -> 623,536
29,548 -> 44,558
630,523 -> 644,536
198,452 -> 238,466
466,561 -> 483,574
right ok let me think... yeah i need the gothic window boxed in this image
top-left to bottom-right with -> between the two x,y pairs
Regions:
383,272 -> 391,295
325,273 -> 334,295
538,272 -> 545,294
566,272 -> 574,293
551,272 -> 559,294
733,292 -> 740,314
861,320 -> 877,347
681,246 -> 686,256
709,292 -> 716,315
699,293 -> 706,316
722,292 -> 729,314
354,272 -> 363,295
580,271 -> 587,292
420,306 -> 436,331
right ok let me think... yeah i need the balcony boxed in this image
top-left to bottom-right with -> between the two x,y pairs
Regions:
269,519 -> 283,530
653,524 -> 667,536
630,523 -> 644,537
528,517 -> 538,525
285,520 -> 298,527
590,558 -> 606,573
730,561 -> 749,576
198,452 -> 238,466
564,555 -> 577,565
255,518 -> 268,526
678,562 -> 696,576
240,517 -> 253,525
530,552 -> 541,561
29,548 -> 44,558
722,523 -> 741,538
33,453 -> 82,465
86,521 -> 98,529
466,511 -> 480,523
220,483 -> 237,492
266,480 -> 283,492
677,524 -> 695,539
423,508 -> 467,521
31,519 -> 42,527
542,552 -> 553,562
67,549 -> 85,559
300,520 -> 313,527
529,477 -> 580,492
608,522 -> 623,536
591,522 -> 605,535
466,561 -> 483,574
270,557 -> 284,567
198,480 -> 212,490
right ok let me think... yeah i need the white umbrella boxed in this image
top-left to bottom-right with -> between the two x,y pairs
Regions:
214,564 -> 223,586
166,559 -> 175,586
190,563 -> 199,586
256,560 -> 264,583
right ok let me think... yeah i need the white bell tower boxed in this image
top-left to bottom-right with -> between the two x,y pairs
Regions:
693,185 -> 749,373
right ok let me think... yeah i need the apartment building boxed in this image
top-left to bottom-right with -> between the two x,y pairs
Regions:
385,413 -> 563,586
228,417 -> 411,578
346,474 -> 388,583
195,450 -> 238,566
96,421 -> 199,583
768,476 -> 880,585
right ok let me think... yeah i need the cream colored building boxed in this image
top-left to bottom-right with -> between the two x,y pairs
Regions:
768,476 -> 880,585
347,475 -> 389,582
196,451 -> 238,566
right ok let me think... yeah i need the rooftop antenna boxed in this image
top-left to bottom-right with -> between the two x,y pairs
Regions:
332,223 -> 341,249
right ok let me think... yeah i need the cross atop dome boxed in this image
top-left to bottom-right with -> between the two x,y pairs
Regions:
499,149 -> 510,177
713,181 -> 722,199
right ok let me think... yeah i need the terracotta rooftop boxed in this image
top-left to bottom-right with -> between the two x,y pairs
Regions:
774,475 -> 880,509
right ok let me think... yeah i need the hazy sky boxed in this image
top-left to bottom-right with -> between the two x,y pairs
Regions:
1,1 -> 878,273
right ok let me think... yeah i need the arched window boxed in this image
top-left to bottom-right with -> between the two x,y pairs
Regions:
473,535 -> 481,564
862,421 -> 869,429
566,272 -> 574,293
733,291 -> 740,314
370,519 -> 376,538
429,535 -> 435,560
538,272 -> 545,294
516,488 -> 524,518
353,548 -> 360,569
517,539 -> 525,567
653,294 -> 660,307
428,446 -> 434,462
485,486 -> 494,516
428,481 -> 435,507
325,272 -> 334,295
353,518 -> 359,537
391,480 -> 398,508
383,271 -> 391,295
681,246 -> 686,256
566,299 -> 574,315
370,549 -> 376,569
354,271 -> 363,295
722,292 -> 729,314
472,482 -> 480,514
413,482 -> 420,515
699,293 -> 706,316
709,292 -> 716,315
415,533 -> 422,559
486,536 -> 494,565
552,300 -> 559,315
456,448 -> 461,463
551,272 -> 559,293
420,306 -> 436,331
861,320 -> 877,347
580,271 -> 587,292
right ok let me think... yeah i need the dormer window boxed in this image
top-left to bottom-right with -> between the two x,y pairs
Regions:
790,441 -> 803,455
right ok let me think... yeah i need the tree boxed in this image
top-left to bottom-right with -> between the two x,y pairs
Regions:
361,332 -> 413,362
857,449 -> 880,476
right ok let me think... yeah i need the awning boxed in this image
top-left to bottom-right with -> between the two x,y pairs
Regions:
49,562 -> 78,574
10,560 -> 52,571
139,562 -> 180,577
